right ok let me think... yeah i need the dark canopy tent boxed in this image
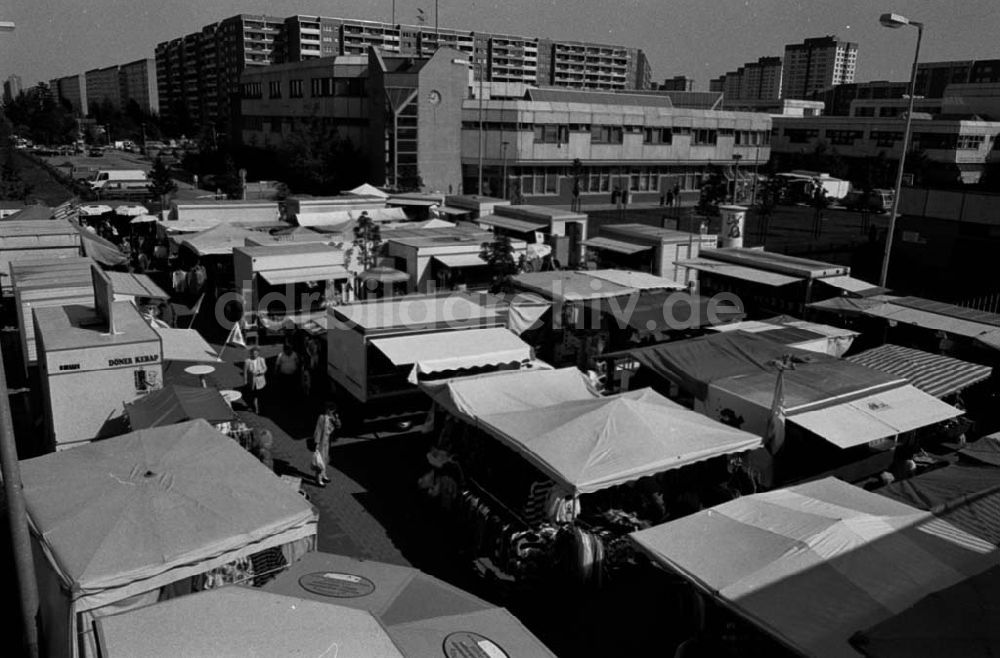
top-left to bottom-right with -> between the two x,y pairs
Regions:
851,565 -> 1000,658
623,330 -> 830,400
125,385 -> 233,429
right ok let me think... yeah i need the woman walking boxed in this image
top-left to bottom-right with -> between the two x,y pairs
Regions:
311,403 -> 341,487
243,347 -> 267,415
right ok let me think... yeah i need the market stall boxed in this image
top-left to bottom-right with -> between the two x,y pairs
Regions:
0,219 -> 82,293
21,418 -> 318,658
263,552 -> 558,657
95,587 -> 403,658
35,280 -> 164,451
124,384 -> 234,429
846,343 -> 993,399
630,477 -> 999,658
420,369 -> 763,592
710,316 -> 858,357
233,242 -> 350,334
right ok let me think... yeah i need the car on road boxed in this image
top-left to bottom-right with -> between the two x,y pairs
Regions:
88,148 -> 104,157
843,188 -> 894,213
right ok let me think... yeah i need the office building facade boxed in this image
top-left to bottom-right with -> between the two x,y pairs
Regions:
158,13 -> 651,132
782,36 -> 857,100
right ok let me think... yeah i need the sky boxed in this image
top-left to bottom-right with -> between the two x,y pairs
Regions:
1,0 -> 998,89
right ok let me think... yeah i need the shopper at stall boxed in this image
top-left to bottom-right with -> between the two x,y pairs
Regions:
274,342 -> 301,407
311,403 -> 341,487
253,428 -> 275,472
243,347 -> 267,415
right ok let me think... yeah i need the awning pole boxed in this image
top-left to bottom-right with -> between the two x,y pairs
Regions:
0,344 -> 40,657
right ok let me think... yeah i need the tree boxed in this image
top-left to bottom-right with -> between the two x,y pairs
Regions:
695,165 -> 728,216
0,152 -> 32,201
346,211 -> 383,273
216,155 -> 243,199
479,233 -> 521,294
148,157 -> 177,210
753,176 -> 783,239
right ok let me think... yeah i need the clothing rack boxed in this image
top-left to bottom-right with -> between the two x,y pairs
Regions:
467,477 -> 531,530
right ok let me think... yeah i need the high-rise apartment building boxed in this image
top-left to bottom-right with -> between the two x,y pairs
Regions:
914,59 -> 1000,98
3,74 -> 22,103
660,76 -> 695,91
119,58 -> 159,114
157,13 -> 651,132
781,36 -> 857,100
51,75 -> 88,114
716,56 -> 783,102
85,66 -> 122,112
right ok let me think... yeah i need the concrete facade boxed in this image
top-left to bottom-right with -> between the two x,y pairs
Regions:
85,66 -> 122,112
782,36 -> 857,100
52,75 -> 87,114
119,58 -> 159,114
3,74 -> 22,103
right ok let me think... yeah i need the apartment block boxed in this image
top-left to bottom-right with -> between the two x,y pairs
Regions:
158,13 -> 651,132
808,80 -> 909,116
3,74 -> 21,103
913,59 -> 1000,98
51,75 -> 87,114
119,58 -> 159,114
660,76 -> 695,91
717,57 -> 783,102
782,36 -> 857,100
85,66 -> 122,112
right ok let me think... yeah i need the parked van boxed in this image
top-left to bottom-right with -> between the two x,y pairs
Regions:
88,169 -> 149,191
843,188 -> 894,213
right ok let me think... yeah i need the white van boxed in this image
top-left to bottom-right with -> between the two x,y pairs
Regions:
88,170 -> 149,191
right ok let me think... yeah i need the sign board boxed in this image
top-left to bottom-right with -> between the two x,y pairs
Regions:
91,265 -> 116,334
718,205 -> 747,249
298,572 -> 376,598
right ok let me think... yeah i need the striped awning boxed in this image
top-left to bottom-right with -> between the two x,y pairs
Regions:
847,344 -> 992,399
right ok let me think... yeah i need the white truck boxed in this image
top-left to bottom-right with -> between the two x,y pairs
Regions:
88,169 -> 149,192
776,171 -> 851,203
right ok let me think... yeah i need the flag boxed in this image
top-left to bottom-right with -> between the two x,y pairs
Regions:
226,322 -> 246,348
764,366 -> 786,455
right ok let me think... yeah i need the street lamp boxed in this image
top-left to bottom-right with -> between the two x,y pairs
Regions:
476,57 -> 485,195
501,140 -> 509,199
878,11 -> 924,288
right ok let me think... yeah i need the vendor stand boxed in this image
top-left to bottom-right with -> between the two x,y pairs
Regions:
0,219 -> 82,293
123,383 -> 253,445
417,367 -> 762,595
20,418 -> 318,658
630,477 -> 999,658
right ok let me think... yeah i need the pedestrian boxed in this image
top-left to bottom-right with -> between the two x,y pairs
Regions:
666,190 -> 674,207
253,428 -> 275,472
274,341 -> 300,405
311,403 -> 341,487
673,184 -> 681,207
243,346 -> 267,414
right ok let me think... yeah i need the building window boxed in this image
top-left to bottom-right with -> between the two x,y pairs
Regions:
957,134 -> 985,150
244,116 -> 263,130
911,132 -> 957,150
643,127 -> 672,144
289,79 -> 303,98
869,131 -> 902,147
590,125 -> 623,144
783,128 -> 819,143
268,80 -> 281,99
270,117 -> 282,133
241,82 -> 262,99
310,77 -> 334,97
825,129 -> 863,145
692,129 -> 717,145
532,124 -> 568,144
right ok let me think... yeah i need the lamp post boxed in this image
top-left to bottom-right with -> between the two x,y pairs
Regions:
878,11 -> 924,288
476,57 -> 485,195
501,140 -> 509,199
731,154 -> 743,203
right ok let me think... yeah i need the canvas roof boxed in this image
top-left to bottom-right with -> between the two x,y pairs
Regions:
344,182 -> 390,198
78,226 -> 127,267
371,327 -> 531,375
622,330 -> 831,400
513,271 -> 635,302
630,477 -> 1000,658
152,327 -> 220,363
677,257 -> 802,287
96,587 -> 403,658
581,236 -> 653,255
584,269 -> 686,291
478,387 -> 762,494
125,385 -> 233,429
20,419 -> 318,609
180,223 -> 262,256
819,274 -> 888,297
597,289 -> 745,335
847,344 -> 993,399
419,366 -> 599,423
106,271 -> 169,299
331,296 -> 497,331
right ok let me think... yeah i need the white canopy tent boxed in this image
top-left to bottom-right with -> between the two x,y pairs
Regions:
477,387 -> 762,494
95,587 -> 404,658
20,419 -> 318,657
152,326 -> 222,362
631,477 -> 999,658
344,182 -> 390,199
371,327 -> 533,383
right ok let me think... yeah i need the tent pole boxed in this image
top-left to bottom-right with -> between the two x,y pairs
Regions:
0,345 -> 40,657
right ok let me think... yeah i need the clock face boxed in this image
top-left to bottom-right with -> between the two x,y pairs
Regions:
428,90 -> 441,105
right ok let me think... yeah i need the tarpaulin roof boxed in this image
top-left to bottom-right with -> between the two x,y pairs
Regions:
598,290 -> 744,335
630,477 -> 1000,658
819,274 -> 888,297
262,552 -> 556,656
95,587 -> 403,658
960,433 -> 1000,468
513,271 -> 635,301
479,387 -> 762,494
711,318 -> 858,357
180,223 -> 261,256
789,385 -> 963,449
677,257 -> 802,287
152,327 -> 220,362
77,226 -> 127,267
371,327 -> 531,376
125,385 -> 233,429
625,330 -> 829,400
580,236 -> 653,255
850,564 -> 1000,658
106,271 -> 169,300
259,264 -> 349,285
585,269 -> 686,291
432,253 -> 489,268
860,300 -> 1000,339
20,419 -> 318,609
808,295 -> 899,316
296,207 -> 406,226
877,460 -> 1000,547
847,344 -> 993,398
476,214 -> 545,234
420,366 -> 599,423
